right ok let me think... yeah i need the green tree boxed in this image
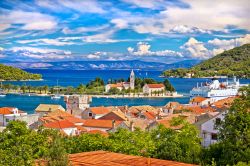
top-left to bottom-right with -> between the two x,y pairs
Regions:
201,85 -> 250,165
163,79 -> 175,92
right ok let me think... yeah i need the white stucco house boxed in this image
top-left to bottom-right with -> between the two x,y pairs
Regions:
142,84 -> 165,95
0,107 -> 28,126
195,111 -> 226,147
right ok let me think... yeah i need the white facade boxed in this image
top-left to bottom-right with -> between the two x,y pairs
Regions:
198,112 -> 226,147
130,70 -> 135,90
0,108 -> 28,126
143,84 -> 165,94
62,127 -> 78,136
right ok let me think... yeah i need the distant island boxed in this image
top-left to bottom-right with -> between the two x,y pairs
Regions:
3,59 -> 201,71
0,64 -> 42,81
163,44 -> 250,78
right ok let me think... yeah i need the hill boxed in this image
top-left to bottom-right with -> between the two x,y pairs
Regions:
3,60 -> 201,70
163,44 -> 250,78
0,64 -> 42,81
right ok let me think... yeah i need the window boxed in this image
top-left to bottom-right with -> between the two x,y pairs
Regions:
211,133 -> 218,140
88,112 -> 92,117
214,118 -> 221,129
5,119 -> 9,122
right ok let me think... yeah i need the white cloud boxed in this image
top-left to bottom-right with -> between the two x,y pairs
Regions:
128,42 -> 183,57
62,25 -> 109,34
9,47 -> 71,60
87,52 -> 102,59
180,38 -> 210,59
129,0 -> 250,35
111,19 -> 128,29
60,0 -> 105,14
208,34 -> 250,55
0,24 -> 11,31
17,38 -> 75,46
121,0 -> 162,9
0,10 -> 57,30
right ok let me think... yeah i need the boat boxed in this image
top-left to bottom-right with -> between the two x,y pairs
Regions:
0,82 -> 6,97
51,79 -> 61,100
51,94 -> 61,99
190,76 -> 247,101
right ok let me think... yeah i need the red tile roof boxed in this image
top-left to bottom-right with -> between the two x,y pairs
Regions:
146,83 -> 165,88
43,120 -> 75,129
90,106 -> 111,115
190,96 -> 207,103
213,97 -> 237,108
143,111 -> 156,120
83,119 -> 122,129
69,151 -> 197,166
0,107 -> 25,115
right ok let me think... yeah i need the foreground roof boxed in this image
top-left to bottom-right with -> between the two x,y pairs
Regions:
69,151 -> 196,166
190,96 -> 207,103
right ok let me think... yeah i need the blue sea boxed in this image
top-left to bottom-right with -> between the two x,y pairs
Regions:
1,69 -> 249,114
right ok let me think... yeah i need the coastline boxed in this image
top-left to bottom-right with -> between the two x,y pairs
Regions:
1,79 -> 44,82
5,92 -> 184,98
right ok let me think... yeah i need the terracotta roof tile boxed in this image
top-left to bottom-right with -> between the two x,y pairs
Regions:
190,96 -> 207,103
83,119 -> 122,129
69,151 -> 197,166
0,107 -> 25,115
143,111 -> 156,120
43,120 -> 75,129
90,106 -> 111,115
146,83 -> 165,88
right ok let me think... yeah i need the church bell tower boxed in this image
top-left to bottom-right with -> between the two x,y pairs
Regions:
130,70 -> 135,90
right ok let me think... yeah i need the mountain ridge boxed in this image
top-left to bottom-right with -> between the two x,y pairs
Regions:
4,59 -> 201,71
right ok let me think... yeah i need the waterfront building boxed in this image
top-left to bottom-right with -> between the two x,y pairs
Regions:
0,107 -> 28,126
142,83 -> 165,95
64,95 -> 92,118
105,70 -> 135,93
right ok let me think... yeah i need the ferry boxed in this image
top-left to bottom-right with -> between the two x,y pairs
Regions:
190,77 -> 247,101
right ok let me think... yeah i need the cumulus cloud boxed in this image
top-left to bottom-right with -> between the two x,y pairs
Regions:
180,34 -> 250,59
128,42 -> 183,57
180,38 -> 210,59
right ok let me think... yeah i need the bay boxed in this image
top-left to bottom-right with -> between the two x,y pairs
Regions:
1,69 -> 249,114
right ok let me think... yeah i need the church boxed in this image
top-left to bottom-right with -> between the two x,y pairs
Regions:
105,70 -> 135,93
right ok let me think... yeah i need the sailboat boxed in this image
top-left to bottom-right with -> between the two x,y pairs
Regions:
51,80 -> 61,99
0,82 -> 6,97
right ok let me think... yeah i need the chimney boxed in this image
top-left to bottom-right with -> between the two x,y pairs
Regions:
112,120 -> 116,129
130,121 -> 134,131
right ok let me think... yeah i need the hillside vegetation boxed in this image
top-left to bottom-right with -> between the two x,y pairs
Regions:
163,44 -> 250,78
0,64 -> 42,80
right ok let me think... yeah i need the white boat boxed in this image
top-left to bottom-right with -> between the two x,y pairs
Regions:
0,93 -> 6,97
0,82 -> 6,97
51,79 -> 61,100
190,76 -> 247,101
51,94 -> 61,99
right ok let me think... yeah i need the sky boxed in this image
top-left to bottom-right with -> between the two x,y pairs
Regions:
0,0 -> 249,64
